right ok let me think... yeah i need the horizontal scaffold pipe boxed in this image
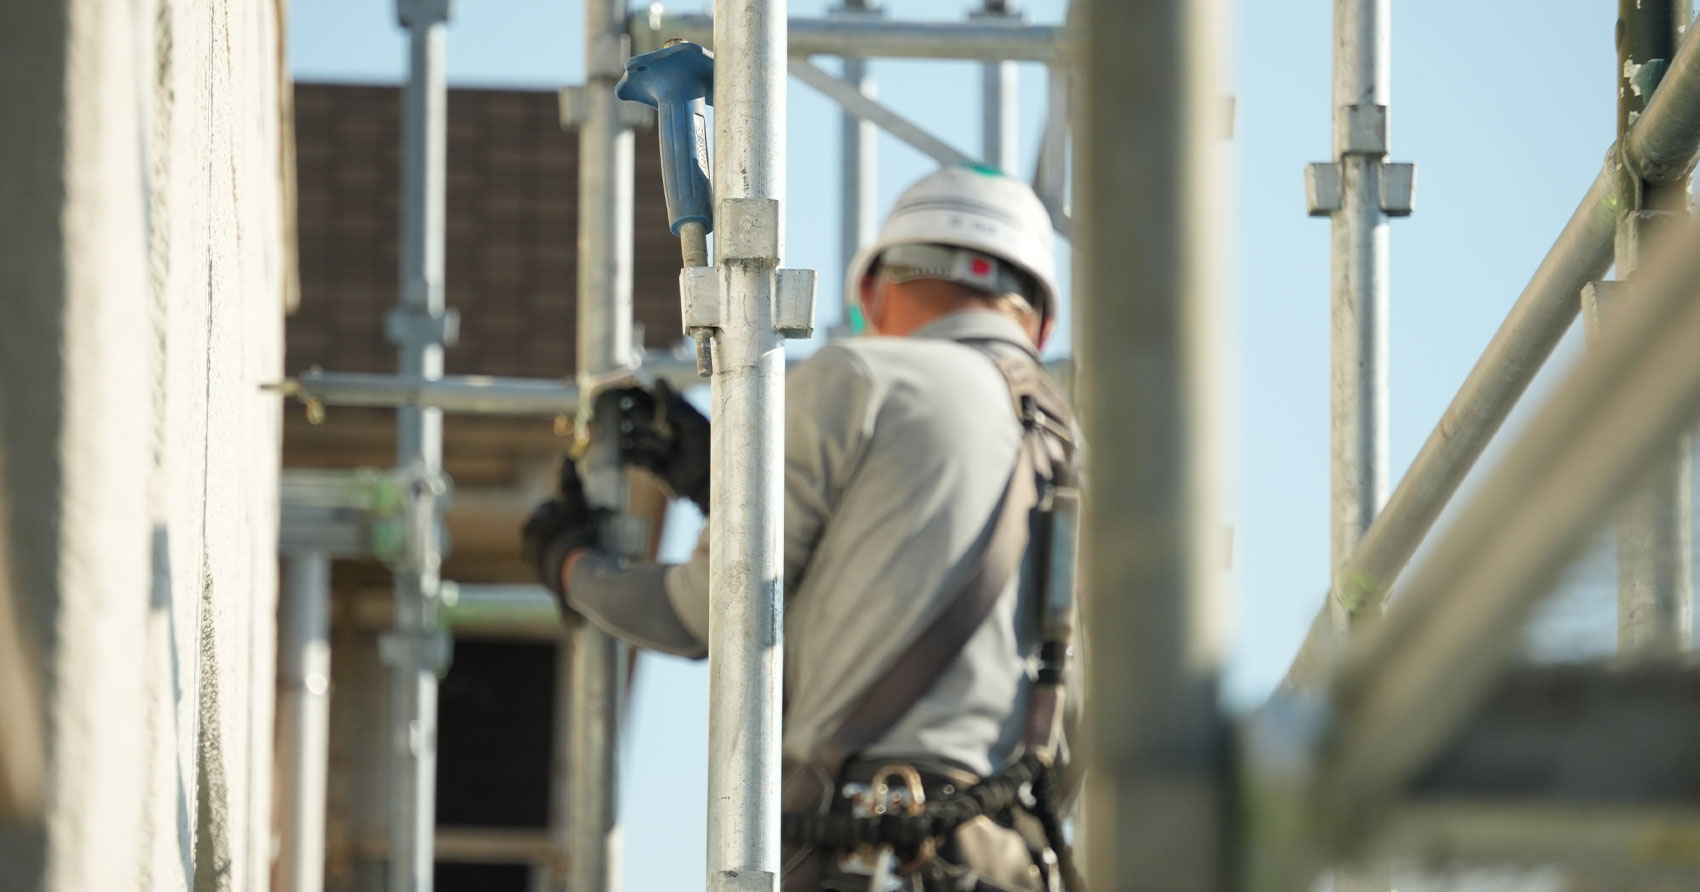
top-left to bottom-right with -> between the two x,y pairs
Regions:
632,11 -> 1067,64
285,360 -> 705,417
288,358 -> 1077,417
1283,19 -> 1700,688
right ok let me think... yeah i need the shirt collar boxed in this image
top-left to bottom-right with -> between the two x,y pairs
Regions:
908,310 -> 1039,359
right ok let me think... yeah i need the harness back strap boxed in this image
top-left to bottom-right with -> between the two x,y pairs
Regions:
785,339 -> 1074,813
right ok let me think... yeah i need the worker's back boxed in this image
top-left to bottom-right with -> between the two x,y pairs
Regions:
780,310 -> 1035,776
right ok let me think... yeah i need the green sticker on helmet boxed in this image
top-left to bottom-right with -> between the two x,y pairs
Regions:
848,304 -> 867,336
961,162 -> 1004,177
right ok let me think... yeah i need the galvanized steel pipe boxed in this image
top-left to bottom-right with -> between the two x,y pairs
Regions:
566,0 -> 638,889
294,371 -> 580,416
1611,0 -> 1694,660
1326,5 -> 1394,883
278,553 -> 333,892
1327,0 -> 1391,628
1284,19 -> 1700,687
388,2 -> 452,888
1322,212 -> 1700,855
708,0 -> 789,888
637,11 -> 1064,64
1075,0 -> 1229,888
788,60 -> 974,170
289,362 -> 703,418
977,1 -> 1020,174
836,0 -> 877,333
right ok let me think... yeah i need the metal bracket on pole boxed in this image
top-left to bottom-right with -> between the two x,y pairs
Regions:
1306,162 -> 1416,219
1614,208 -> 1684,275
1305,163 -> 1344,217
774,269 -> 819,339
385,305 -> 461,349
1307,104 -> 1417,219
1338,103 -> 1388,155
379,627 -> 453,679
396,0 -> 453,27
677,200 -> 819,343
1378,162 -> 1416,217
1580,280 -> 1631,343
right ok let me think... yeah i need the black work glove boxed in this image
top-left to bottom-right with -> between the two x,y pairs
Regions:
607,380 -> 711,514
520,456 -> 604,606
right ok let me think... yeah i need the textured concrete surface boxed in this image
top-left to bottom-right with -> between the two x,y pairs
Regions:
0,0 -> 287,889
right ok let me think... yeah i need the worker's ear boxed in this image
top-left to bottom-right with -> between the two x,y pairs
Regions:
1031,312 -> 1054,352
858,273 -> 883,335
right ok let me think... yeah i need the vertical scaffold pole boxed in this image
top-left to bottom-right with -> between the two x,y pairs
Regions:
1327,0 -> 1391,631
978,0 -> 1020,173
837,0 -> 877,332
1327,3 -> 1393,886
1075,0 -> 1228,888
563,1 -> 637,891
1611,0 -> 1694,659
709,0 -> 788,887
389,2 -> 454,889
278,553 -> 332,892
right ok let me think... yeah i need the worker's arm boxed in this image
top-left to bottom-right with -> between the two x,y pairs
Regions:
559,549 -> 707,658
520,456 -> 707,658
659,344 -> 880,640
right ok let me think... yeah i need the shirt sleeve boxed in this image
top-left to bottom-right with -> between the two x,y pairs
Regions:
565,551 -> 708,659
663,344 -> 881,641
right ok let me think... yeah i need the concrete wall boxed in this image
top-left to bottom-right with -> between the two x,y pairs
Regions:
0,1 -> 289,889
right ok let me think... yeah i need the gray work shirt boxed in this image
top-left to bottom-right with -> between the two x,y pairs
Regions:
567,309 -> 1064,777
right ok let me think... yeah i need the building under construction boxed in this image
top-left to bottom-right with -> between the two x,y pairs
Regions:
3,2 -> 1700,892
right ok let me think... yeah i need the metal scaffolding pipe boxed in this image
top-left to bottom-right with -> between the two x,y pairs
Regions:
790,59 -> 1074,237
708,0 -> 790,887
635,11 -> 1064,63
1034,65 -> 1069,228
567,0 -> 637,888
1326,3 -> 1392,887
1327,0 -> 1391,624
1075,0 -> 1228,888
1611,0 -> 1694,660
788,60 -> 973,168
1283,19 -> 1700,686
278,553 -> 333,892
1320,213 -> 1700,855
976,1 -> 1020,174
293,371 -> 579,416
287,361 -> 704,418
388,2 -> 453,888
439,584 -> 559,631
836,0 -> 877,333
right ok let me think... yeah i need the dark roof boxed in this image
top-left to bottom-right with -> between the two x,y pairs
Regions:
286,82 -> 686,585
289,81 -> 684,379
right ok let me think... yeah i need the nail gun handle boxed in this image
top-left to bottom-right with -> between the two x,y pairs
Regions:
615,41 -> 715,236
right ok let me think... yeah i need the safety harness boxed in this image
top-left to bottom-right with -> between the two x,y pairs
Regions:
780,337 -> 1083,892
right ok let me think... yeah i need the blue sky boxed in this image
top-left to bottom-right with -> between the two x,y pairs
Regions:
290,2 -> 1632,888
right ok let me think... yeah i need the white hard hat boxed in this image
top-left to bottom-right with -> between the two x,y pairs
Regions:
847,164 -> 1058,322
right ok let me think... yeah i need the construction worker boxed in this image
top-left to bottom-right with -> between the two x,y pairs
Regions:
523,165 -> 1081,892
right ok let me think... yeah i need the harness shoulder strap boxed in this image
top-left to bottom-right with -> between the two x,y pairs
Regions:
801,339 -> 1068,787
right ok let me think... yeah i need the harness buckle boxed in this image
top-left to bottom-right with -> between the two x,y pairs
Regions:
836,763 -> 938,885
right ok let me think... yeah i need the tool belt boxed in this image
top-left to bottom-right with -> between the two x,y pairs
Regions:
779,338 -> 1083,892
783,754 -> 1072,892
